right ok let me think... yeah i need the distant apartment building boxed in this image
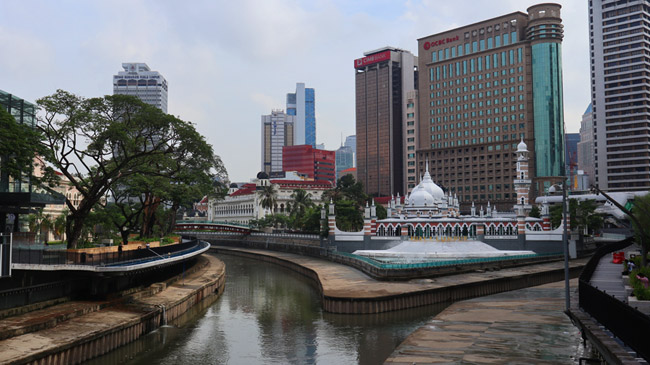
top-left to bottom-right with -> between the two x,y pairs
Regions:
355,47 -> 418,197
282,145 -> 336,184
589,0 -> 650,191
286,83 -> 316,147
113,63 -> 168,113
577,103 -> 595,187
261,110 -> 295,174
417,4 -> 565,211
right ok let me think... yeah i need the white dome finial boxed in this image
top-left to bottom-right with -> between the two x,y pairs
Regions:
517,138 -> 528,152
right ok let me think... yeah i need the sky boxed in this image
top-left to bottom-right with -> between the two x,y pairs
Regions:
0,0 -> 590,182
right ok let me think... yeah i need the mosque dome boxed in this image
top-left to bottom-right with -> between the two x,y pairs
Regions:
408,185 -> 435,206
419,164 -> 445,201
517,139 -> 528,152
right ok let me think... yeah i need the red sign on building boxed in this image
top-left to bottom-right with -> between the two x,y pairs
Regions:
354,50 -> 392,69
423,35 -> 460,50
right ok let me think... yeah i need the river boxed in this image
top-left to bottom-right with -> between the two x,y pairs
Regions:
89,253 -> 447,364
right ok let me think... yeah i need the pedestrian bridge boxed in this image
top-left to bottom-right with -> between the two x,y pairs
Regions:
174,220 -> 252,234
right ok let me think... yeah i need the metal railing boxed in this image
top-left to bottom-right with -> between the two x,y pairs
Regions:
578,237 -> 650,361
11,239 -> 206,267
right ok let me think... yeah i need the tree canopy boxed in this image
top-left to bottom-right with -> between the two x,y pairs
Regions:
36,90 -> 224,248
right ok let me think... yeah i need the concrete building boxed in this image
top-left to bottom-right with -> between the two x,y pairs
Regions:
113,63 -> 168,113
417,4 -> 565,212
589,0 -> 650,192
261,110 -> 295,175
354,47 -> 418,197
577,103 -> 595,187
282,145 -> 336,184
0,90 -> 64,238
286,83 -> 316,147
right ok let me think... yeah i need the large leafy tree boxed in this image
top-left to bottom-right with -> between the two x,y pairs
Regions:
36,90 -> 218,248
630,193 -> 650,266
322,175 -> 368,232
569,199 -> 603,235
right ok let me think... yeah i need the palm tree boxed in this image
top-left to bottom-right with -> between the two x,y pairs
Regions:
289,189 -> 313,216
257,184 -> 278,214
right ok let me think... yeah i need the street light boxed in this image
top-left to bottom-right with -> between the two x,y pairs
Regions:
549,178 -> 570,312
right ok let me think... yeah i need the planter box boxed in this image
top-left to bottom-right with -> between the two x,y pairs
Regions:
628,296 -> 650,315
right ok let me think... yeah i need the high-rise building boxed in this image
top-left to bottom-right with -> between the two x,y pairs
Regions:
335,145 -> 354,180
261,110 -> 295,174
355,47 -> 418,197
282,145 -> 336,183
286,83 -> 316,147
589,0 -> 650,192
417,4 -> 565,211
404,90 -> 419,193
577,103 -> 595,187
113,63 -> 168,113
344,135 -> 357,154
565,133 -> 579,176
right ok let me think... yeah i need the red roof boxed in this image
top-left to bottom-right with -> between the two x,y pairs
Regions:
373,196 -> 405,205
341,167 -> 356,173
228,180 -> 333,197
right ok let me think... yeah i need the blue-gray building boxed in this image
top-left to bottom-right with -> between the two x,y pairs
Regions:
286,83 -> 316,147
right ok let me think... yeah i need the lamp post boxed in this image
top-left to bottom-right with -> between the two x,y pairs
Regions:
549,179 -> 570,312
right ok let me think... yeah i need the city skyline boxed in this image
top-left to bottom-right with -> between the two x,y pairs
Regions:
0,0 -> 589,182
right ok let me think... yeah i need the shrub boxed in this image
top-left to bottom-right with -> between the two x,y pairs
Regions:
630,266 -> 650,300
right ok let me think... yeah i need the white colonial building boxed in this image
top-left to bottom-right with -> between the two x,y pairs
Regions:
208,172 -> 333,225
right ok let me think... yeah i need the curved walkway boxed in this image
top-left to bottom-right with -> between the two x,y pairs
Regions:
212,246 -> 588,313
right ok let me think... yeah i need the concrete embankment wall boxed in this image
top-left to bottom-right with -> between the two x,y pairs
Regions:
212,247 -> 583,314
18,256 -> 225,365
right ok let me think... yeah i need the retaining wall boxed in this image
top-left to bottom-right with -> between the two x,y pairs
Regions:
212,247 -> 583,314
18,255 -> 226,365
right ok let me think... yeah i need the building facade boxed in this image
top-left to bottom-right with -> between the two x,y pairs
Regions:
565,132 -> 580,177
589,0 -> 650,192
261,110 -> 295,175
335,145 -> 354,180
208,174 -> 332,225
355,47 -> 418,197
404,90 -> 419,193
578,103 -> 595,187
417,4 -> 565,212
283,145 -> 336,184
286,83 -> 316,147
113,63 -> 168,113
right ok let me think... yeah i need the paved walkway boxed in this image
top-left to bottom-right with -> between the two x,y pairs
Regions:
213,246 -> 588,301
385,280 -> 584,364
589,244 -> 641,303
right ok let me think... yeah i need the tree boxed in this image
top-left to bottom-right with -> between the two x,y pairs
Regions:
569,199 -> 603,235
257,184 -> 278,214
37,90 -> 215,248
550,204 -> 563,229
288,189 -> 313,217
529,205 -> 541,218
376,203 -> 387,220
0,107 -> 57,188
630,193 -> 650,266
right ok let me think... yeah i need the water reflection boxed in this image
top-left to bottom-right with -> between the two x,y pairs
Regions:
89,253 -> 446,365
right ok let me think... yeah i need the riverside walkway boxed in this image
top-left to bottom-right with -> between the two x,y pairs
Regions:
385,280 -> 584,364
212,246 -> 588,313
0,255 -> 225,364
